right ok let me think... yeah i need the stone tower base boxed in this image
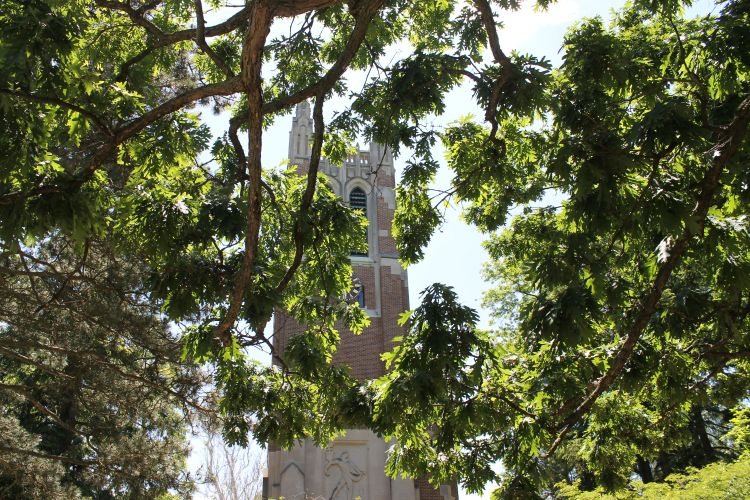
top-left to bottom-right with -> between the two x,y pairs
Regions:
265,429 -> 455,500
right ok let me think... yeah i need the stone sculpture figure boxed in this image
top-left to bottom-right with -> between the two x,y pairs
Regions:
325,450 -> 365,500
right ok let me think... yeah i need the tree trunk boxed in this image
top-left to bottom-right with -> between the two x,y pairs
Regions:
691,406 -> 716,466
636,455 -> 653,483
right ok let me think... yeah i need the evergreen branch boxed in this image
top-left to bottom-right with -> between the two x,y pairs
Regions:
0,383 -> 84,436
0,444 -> 100,466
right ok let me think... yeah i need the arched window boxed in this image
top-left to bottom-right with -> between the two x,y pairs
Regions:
349,187 -> 368,256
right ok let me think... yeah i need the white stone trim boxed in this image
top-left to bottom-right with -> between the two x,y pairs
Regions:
380,186 -> 396,210
381,257 -> 404,276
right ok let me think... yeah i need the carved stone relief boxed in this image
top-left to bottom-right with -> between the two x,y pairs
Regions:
324,448 -> 367,500
279,461 -> 305,500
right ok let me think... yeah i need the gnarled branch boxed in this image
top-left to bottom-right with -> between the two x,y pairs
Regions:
212,3 -> 274,345
472,0 -> 514,141
194,0 -> 235,78
275,93 -> 326,294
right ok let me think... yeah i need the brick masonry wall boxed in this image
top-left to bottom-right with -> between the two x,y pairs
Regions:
273,160 -> 407,381
416,478 -> 458,500
377,198 -> 398,255
354,264 -> 377,310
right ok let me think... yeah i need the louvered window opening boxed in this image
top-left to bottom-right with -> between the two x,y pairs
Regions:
350,188 -> 368,256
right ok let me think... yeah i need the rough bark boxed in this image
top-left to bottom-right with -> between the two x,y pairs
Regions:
636,455 -> 654,483
212,3 -> 273,344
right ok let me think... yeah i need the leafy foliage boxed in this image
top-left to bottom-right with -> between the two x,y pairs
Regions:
376,0 -> 750,495
556,455 -> 750,499
1,0 -> 749,498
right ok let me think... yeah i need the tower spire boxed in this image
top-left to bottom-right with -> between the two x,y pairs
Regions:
288,100 -> 313,161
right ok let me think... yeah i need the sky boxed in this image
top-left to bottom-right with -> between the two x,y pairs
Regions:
193,0 -> 717,498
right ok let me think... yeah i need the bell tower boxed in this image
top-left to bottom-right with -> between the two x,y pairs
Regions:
265,102 -> 456,500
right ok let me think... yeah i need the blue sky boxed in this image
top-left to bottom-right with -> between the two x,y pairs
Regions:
193,1 -> 718,497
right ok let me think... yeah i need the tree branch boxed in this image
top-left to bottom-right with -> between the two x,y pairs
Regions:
0,88 -> 112,135
94,0 -> 165,38
218,0 -> 385,339
273,0 -> 344,17
0,383 -> 84,437
115,5 -> 253,81
274,93 -> 326,294
472,0 -> 514,140
547,93 -> 750,456
0,444 -> 99,467
114,76 -> 242,140
212,3 -> 273,345
0,345 -> 76,381
34,238 -> 90,315
261,0 -> 385,116
194,0 -> 235,78
0,77 -> 242,206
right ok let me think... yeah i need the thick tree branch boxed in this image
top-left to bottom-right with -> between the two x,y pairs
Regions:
115,0 -> 344,81
212,3 -> 273,345
275,93 -> 326,294
0,77 -> 242,206
116,5 -> 252,81
547,94 -> 750,456
115,45 -> 156,82
261,0 -> 384,116
114,76 -> 242,140
94,0 -> 165,38
3,0 -> 378,206
228,115 -> 247,184
472,0 -> 514,140
273,0 -> 344,17
194,0 -> 235,78
225,0 -> 385,339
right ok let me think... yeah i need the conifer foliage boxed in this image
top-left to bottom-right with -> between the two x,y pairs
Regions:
0,239 -> 206,498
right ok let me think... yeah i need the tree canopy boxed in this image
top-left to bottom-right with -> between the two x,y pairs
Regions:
0,239 -> 206,497
1,0 -> 750,497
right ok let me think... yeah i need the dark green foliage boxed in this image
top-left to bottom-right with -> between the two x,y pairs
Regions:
376,0 -> 750,495
0,239 -> 202,498
1,0 -> 750,498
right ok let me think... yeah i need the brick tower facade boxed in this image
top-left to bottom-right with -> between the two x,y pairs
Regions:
264,101 -> 457,500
